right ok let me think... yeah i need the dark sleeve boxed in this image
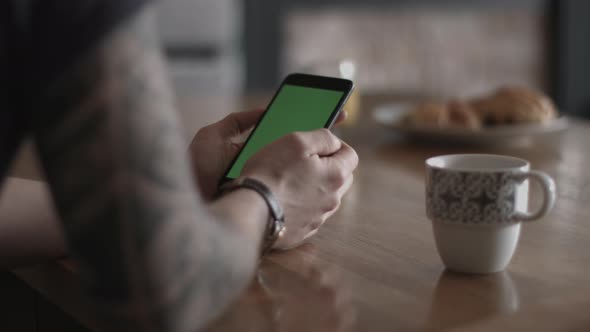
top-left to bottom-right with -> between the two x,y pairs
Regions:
0,0 -> 149,184
29,0 -> 151,94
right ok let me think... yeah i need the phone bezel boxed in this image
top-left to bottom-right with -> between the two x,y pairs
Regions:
219,73 -> 354,186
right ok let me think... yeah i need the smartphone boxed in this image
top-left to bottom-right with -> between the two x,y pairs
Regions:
220,73 -> 354,184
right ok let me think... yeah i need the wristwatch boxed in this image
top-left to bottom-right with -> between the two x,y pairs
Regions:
219,177 -> 286,255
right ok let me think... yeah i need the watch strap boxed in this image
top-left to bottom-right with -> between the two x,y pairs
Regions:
219,177 -> 285,254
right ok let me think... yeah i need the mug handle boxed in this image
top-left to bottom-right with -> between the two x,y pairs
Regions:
512,171 -> 557,222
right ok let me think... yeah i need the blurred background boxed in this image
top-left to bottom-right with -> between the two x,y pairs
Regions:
156,0 -> 589,117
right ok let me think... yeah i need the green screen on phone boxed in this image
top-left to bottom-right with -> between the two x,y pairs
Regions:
226,84 -> 345,179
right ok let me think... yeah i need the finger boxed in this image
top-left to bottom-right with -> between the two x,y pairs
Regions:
324,142 -> 359,175
338,173 -> 354,197
321,176 -> 352,221
333,110 -> 348,125
293,129 -> 342,157
223,109 -> 265,136
233,109 -> 265,131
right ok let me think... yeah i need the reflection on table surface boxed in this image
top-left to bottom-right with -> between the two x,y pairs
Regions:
11,94 -> 590,331
426,271 -> 519,331
206,251 -> 355,332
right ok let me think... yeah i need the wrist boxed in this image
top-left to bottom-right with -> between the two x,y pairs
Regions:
210,188 -> 269,241
218,177 -> 286,255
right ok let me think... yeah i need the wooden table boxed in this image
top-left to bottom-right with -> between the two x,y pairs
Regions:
9,94 -> 590,331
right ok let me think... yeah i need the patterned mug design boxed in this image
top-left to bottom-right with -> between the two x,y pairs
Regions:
426,168 -> 521,224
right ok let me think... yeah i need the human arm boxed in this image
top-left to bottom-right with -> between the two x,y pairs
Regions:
30,6 -> 268,331
189,111 -> 355,249
30,4 -> 356,332
189,108 -> 348,201
0,109 -> 348,270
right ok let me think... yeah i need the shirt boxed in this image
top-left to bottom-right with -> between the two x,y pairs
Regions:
0,0 -> 148,185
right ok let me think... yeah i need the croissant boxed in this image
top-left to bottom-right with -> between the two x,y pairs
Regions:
470,86 -> 557,126
405,100 -> 480,130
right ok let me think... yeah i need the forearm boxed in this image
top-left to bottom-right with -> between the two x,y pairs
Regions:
0,176 -> 267,269
29,6 -> 267,331
164,189 -> 269,329
0,177 -> 67,269
123,191 -> 268,332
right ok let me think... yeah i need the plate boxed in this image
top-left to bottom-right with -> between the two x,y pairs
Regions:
373,103 -> 569,146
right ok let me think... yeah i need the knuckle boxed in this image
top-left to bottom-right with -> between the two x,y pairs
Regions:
287,132 -> 307,154
341,143 -> 359,167
286,131 -> 303,144
330,168 -> 348,188
320,128 -> 339,144
318,128 -> 332,137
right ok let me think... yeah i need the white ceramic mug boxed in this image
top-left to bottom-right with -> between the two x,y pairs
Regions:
425,154 -> 556,274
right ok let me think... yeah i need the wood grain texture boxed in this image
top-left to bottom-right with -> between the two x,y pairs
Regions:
11,94 -> 590,331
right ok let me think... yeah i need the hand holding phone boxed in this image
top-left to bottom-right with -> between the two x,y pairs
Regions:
222,73 -> 354,182
219,73 -> 358,249
241,128 -> 358,249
